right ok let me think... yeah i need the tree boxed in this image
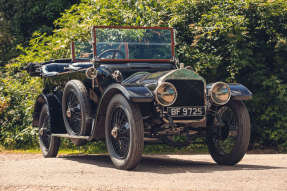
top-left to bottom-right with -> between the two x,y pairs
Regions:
0,0 -> 79,64
0,11 -> 15,66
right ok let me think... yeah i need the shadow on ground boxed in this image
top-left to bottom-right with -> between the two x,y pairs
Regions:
59,154 -> 284,174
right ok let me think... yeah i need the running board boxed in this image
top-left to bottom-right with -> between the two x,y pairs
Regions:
52,134 -> 89,140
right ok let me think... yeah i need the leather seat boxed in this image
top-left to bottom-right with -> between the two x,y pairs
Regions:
41,62 -> 175,77
42,63 -> 70,76
71,62 -> 93,69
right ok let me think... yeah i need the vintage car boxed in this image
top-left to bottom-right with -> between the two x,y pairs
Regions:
26,26 -> 252,170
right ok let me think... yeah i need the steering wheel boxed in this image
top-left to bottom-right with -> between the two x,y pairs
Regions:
98,49 -> 125,59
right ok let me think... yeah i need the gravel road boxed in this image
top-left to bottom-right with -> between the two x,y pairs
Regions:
0,153 -> 286,191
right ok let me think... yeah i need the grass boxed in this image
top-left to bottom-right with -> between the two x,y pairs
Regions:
0,147 -> 86,154
0,141 -> 209,155
1,138 -> 284,155
1,144 -> 285,155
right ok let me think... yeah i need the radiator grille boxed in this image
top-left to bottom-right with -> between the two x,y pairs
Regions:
164,79 -> 205,121
166,80 -> 205,106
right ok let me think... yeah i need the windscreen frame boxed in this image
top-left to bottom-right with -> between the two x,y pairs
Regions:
92,26 -> 175,63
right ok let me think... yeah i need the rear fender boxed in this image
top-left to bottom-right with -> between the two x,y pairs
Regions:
33,93 -> 66,133
32,94 -> 47,127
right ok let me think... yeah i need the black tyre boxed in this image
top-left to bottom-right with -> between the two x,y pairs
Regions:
207,100 -> 250,165
39,104 -> 60,157
105,94 -> 144,170
62,80 -> 92,145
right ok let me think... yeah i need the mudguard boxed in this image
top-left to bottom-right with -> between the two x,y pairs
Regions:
207,83 -> 252,101
89,83 -> 153,140
103,83 -> 154,103
32,94 -> 48,127
32,93 -> 66,133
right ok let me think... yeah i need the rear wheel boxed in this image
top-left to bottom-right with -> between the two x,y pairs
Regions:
39,104 -> 60,157
105,94 -> 144,170
62,80 -> 92,146
207,100 -> 250,165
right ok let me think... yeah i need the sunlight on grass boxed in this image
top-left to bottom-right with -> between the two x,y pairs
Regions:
0,143 -> 208,155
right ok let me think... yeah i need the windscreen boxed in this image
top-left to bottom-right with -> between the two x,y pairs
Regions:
74,41 -> 93,60
95,27 -> 173,60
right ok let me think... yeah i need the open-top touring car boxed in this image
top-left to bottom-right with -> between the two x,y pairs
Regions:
25,26 -> 252,170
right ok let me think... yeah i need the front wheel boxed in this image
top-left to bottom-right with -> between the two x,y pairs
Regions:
105,94 -> 144,170
206,100 -> 250,165
39,104 -> 60,157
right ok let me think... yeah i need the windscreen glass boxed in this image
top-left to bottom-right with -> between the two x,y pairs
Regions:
95,28 -> 172,60
74,41 -> 93,60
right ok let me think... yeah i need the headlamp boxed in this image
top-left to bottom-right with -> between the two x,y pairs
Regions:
210,82 -> 231,105
155,82 -> 177,106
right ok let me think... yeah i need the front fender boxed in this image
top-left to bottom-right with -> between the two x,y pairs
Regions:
207,83 -> 252,101
228,83 -> 252,100
89,83 -> 153,140
104,83 -> 154,103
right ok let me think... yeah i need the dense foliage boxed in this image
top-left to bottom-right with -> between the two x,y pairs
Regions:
0,0 -> 287,151
0,0 -> 78,65
0,11 -> 15,65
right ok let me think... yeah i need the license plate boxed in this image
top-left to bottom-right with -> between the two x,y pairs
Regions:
166,106 -> 205,117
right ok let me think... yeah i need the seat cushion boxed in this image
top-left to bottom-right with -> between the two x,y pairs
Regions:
42,63 -> 70,76
71,62 -> 93,69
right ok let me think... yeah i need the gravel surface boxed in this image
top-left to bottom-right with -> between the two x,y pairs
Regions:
0,153 -> 286,191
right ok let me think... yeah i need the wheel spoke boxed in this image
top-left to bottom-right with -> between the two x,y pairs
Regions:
109,107 -> 130,159
66,92 -> 82,135
212,105 -> 239,155
114,109 -> 119,125
40,115 -> 51,149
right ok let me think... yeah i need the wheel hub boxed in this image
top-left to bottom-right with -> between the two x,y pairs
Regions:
66,108 -> 71,118
111,126 -> 119,139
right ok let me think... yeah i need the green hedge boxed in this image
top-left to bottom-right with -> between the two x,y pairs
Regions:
0,0 -> 287,151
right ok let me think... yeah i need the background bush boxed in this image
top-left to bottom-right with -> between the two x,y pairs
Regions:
0,0 -> 79,65
0,0 -> 286,152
